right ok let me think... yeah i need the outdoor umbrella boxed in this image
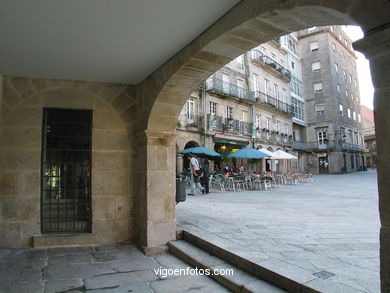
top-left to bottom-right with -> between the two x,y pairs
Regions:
272,150 -> 298,159
259,148 -> 277,158
179,147 -> 221,159
227,148 -> 269,159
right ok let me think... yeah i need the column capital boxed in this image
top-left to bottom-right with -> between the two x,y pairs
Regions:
353,25 -> 390,58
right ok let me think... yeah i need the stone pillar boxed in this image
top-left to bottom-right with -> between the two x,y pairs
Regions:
134,130 -> 177,255
354,26 -> 390,293
176,155 -> 183,173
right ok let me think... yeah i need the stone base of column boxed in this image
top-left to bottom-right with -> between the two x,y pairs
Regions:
141,245 -> 169,256
381,226 -> 390,293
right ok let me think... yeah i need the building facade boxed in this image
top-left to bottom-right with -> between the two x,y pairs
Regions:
298,26 -> 365,174
176,39 -> 297,174
361,105 -> 376,169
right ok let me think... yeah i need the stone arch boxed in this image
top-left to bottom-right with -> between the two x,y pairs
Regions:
256,145 -> 263,150
1,76 -> 136,126
135,3 -> 390,290
267,146 -> 274,152
184,140 -> 200,149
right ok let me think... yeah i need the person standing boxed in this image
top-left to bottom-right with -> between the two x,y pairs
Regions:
201,159 -> 210,194
188,154 -> 205,195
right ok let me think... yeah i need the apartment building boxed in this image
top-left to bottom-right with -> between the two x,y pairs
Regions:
176,39 -> 296,173
298,26 -> 365,174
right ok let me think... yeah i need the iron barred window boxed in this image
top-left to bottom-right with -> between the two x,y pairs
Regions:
41,108 -> 92,233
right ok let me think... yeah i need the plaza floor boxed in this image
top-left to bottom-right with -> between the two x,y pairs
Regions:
0,244 -> 231,293
177,170 -> 380,293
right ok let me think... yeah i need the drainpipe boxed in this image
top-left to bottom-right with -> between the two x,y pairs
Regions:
243,52 -> 255,147
199,82 -> 207,147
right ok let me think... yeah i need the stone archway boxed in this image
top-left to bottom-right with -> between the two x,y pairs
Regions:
134,1 -> 390,290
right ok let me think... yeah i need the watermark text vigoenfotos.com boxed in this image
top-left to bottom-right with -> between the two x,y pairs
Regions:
154,267 -> 234,279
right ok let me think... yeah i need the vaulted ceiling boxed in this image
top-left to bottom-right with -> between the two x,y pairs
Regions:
0,0 -> 240,84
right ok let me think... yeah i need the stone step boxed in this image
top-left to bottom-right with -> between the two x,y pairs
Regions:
168,239 -> 287,293
179,230 -> 322,293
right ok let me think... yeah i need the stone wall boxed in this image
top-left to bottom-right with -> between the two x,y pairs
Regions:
0,76 -> 136,247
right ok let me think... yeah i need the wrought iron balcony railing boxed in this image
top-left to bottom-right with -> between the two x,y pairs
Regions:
293,140 -> 365,152
177,115 -> 204,130
251,50 -> 291,80
251,91 -> 294,114
207,114 -> 223,131
206,78 -> 254,102
225,118 -> 253,136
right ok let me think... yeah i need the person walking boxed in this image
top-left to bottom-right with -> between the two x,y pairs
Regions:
201,159 -> 210,194
188,154 -> 205,195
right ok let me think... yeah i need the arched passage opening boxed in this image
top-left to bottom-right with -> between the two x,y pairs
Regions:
136,1 -> 390,291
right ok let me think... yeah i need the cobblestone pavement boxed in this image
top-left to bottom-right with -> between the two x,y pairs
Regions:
177,170 -> 380,293
0,244 -> 230,293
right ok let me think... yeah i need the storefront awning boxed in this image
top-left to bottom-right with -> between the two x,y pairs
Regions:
213,137 -> 249,146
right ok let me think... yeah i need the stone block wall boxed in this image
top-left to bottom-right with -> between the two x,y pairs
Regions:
0,76 -> 136,247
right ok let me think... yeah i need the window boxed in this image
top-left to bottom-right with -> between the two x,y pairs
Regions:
41,108 -> 92,233
237,78 -> 245,89
339,104 -> 343,116
253,73 -> 260,91
255,115 -> 262,129
261,46 -> 267,55
288,38 -> 297,54
314,82 -> 323,93
226,106 -> 233,119
242,110 -> 249,122
358,114 -> 361,122
347,108 -> 351,118
346,89 -> 349,97
291,61 -> 295,69
349,74 -> 352,83
292,98 -> 304,121
354,79 -> 358,87
318,131 -> 327,144
264,79 -> 270,96
312,62 -> 321,72
335,63 -> 339,73
187,100 -> 194,121
337,84 -> 341,93
343,69 -> 347,80
236,55 -> 244,69
271,53 -> 276,60
276,120 -> 280,132
294,128 -> 300,142
351,93 -> 354,101
341,51 -> 344,56
310,41 -> 319,51
332,43 -> 336,51
274,84 -> 279,99
315,104 -> 325,116
209,101 -> 217,115
353,111 -> 356,120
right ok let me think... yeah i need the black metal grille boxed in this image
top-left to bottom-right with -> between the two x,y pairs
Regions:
41,108 -> 92,233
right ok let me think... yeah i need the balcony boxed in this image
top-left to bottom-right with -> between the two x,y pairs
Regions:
251,50 -> 291,81
293,141 -> 308,151
205,78 -> 253,102
254,129 -> 293,145
252,91 -> 294,114
207,114 -> 223,131
177,115 -> 204,131
298,140 -> 365,152
341,142 -> 365,152
225,118 -> 253,136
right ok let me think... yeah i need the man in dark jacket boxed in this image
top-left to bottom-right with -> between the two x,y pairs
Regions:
201,159 -> 210,194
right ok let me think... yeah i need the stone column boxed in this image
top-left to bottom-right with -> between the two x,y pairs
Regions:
354,26 -> 390,293
176,155 -> 183,173
134,130 -> 177,255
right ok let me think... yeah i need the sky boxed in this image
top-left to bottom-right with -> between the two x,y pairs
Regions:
342,25 -> 374,110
